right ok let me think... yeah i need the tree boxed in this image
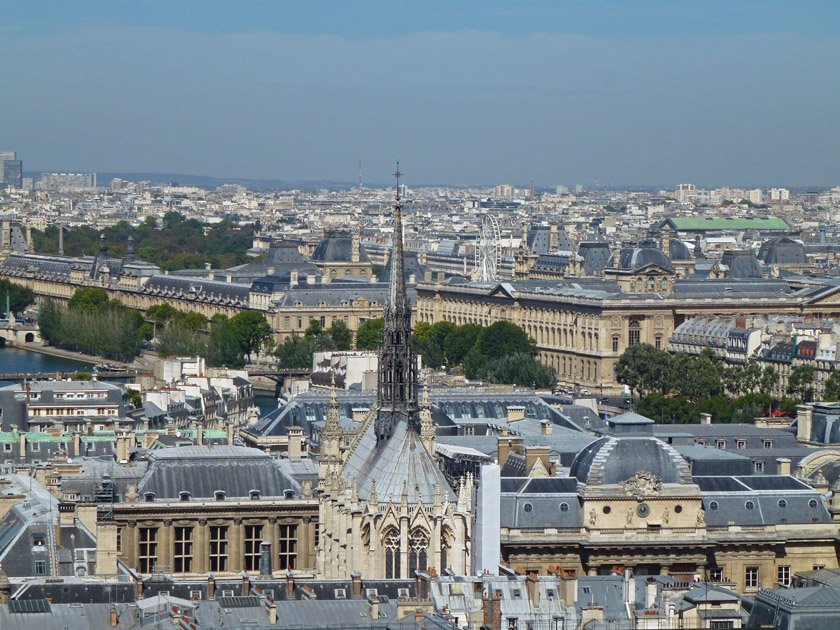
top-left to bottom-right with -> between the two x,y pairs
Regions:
444,324 -> 482,367
787,364 -> 815,402
229,310 -> 272,360
304,319 -> 323,339
275,334 -> 317,369
68,287 -> 110,312
182,311 -> 208,331
614,344 -> 673,398
146,303 -> 180,323
475,321 -> 536,361
356,318 -> 384,350
38,299 -> 63,345
825,369 -> 840,402
476,352 -> 557,389
760,365 -> 779,395
0,279 -> 35,315
327,320 -> 353,351
206,318 -> 245,368
155,323 -> 207,358
127,389 -> 142,407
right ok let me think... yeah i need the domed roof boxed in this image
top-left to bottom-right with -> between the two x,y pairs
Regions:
720,250 -> 763,279
570,436 -> 692,485
312,231 -> 368,263
617,244 -> 672,271
757,237 -> 806,265
668,238 -> 693,261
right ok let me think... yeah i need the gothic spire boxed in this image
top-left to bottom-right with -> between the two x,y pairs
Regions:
375,164 -> 419,442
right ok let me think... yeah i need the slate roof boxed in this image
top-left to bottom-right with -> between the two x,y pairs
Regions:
720,250 -> 764,279
578,242 -> 611,276
312,233 -> 368,263
617,246 -> 672,271
758,237 -> 806,265
137,445 -> 300,500
340,416 -> 456,504
570,436 -> 692,485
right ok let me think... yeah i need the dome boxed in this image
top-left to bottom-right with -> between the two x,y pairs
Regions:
312,231 -> 368,263
570,436 -> 692,485
617,246 -> 672,271
720,250 -> 763,279
757,237 -> 806,265
668,238 -> 693,261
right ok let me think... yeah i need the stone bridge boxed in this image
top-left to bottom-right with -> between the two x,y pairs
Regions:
0,323 -> 40,345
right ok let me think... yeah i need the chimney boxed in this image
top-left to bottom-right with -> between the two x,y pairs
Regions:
416,571 -> 431,600
265,601 -> 277,624
506,406 -> 525,423
526,572 -> 541,607
208,574 -> 215,599
287,426 -> 303,459
259,541 -> 272,577
109,607 -> 118,627
699,413 -> 712,425
368,595 -> 380,620
497,436 -> 523,467
285,570 -> 295,599
796,404 -> 813,443
307,274 -> 316,285
267,266 -> 276,276
116,430 -> 131,464
645,578 -> 657,608
483,592 -> 502,630
424,270 -> 432,283
290,269 -> 299,287
73,431 -> 81,456
581,605 -> 604,626
351,571 -> 363,598
777,458 -> 791,476
195,421 -> 204,446
540,420 -> 553,435
437,271 -> 445,283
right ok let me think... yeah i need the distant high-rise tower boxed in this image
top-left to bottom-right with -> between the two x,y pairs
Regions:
0,152 -> 16,185
2,160 -> 22,189
529,180 -> 535,201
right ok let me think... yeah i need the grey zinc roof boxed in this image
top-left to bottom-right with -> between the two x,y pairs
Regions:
340,413 -> 456,504
311,233 -> 369,263
137,445 -> 300,500
570,436 -> 692,485
618,246 -> 672,271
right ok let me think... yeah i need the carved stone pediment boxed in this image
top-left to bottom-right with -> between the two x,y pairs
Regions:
621,471 -> 662,500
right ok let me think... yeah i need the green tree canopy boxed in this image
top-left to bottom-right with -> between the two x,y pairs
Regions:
356,318 -> 384,350
229,310 -> 272,360
68,287 -> 111,312
206,318 -> 246,368
327,320 -> 353,351
0,279 -> 35,315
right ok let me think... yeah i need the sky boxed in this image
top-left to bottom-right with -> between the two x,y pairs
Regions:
1,1 -> 839,188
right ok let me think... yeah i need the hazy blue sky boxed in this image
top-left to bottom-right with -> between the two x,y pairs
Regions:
2,1 -> 838,187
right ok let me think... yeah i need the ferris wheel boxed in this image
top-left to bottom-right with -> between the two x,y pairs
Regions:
474,214 -> 502,282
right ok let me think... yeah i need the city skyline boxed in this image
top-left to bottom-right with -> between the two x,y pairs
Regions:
2,1 -> 839,187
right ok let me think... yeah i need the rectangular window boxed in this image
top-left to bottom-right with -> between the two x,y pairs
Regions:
284,316 -> 291,329
709,567 -> 723,582
737,439 -> 746,449
745,567 -> 759,589
174,527 -> 193,573
278,524 -> 298,570
710,622 -> 734,630
763,440 -> 773,449
655,336 -> 661,349
209,526 -> 229,572
34,560 -> 47,575
320,316 -> 326,327
139,527 -> 158,573
778,565 -> 791,587
754,460 -> 765,473
116,528 -> 123,553
297,318 -> 302,329
508,619 -> 518,630
814,565 -> 826,571
716,439 -> 726,449
244,525 -> 263,571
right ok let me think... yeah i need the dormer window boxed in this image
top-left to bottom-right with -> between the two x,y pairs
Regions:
214,490 -> 226,501
249,489 -> 261,500
144,492 -> 155,502
180,491 -> 191,502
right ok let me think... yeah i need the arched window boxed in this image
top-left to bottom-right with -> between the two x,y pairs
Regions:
408,529 -> 429,577
384,529 -> 400,579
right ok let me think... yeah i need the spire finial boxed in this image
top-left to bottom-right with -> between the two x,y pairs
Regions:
393,162 -> 402,202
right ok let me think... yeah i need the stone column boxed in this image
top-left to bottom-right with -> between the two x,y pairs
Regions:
160,521 -> 173,574
400,515 -> 409,579
299,518 -> 311,570
432,517 -> 442,573
124,522 -> 137,571
230,519 -> 243,573
194,520 -> 208,573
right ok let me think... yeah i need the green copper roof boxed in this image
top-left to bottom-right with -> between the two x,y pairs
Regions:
667,217 -> 790,230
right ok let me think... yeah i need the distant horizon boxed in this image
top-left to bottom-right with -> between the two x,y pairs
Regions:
19,170 -> 836,194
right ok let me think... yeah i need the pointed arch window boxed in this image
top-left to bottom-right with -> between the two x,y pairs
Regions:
384,529 -> 400,579
408,529 -> 429,577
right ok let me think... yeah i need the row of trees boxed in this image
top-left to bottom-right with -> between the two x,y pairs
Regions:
153,308 -> 273,368
415,320 -> 556,389
274,319 -> 354,369
32,212 -> 256,271
39,288 -> 148,361
614,343 -> 821,424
